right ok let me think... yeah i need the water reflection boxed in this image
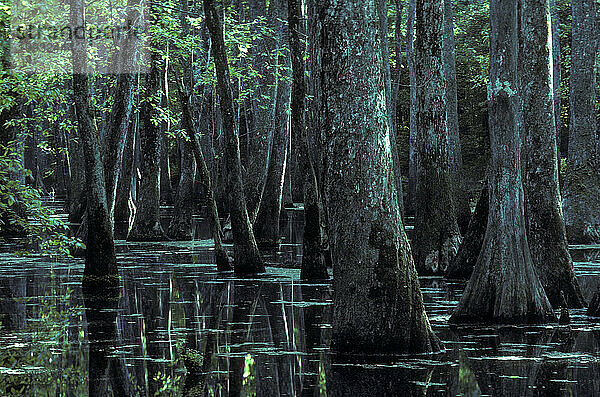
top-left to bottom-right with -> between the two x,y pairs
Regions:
1,231 -> 600,395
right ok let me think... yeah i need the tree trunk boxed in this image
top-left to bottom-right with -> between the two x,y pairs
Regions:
392,0 -> 405,136
290,0 -> 328,280
321,0 -> 441,354
127,44 -> 166,241
450,0 -> 556,324
178,84 -> 232,272
551,0 -> 562,150
379,0 -> 405,218
520,0 -> 586,309
407,0 -> 417,215
103,0 -> 139,223
113,111 -> 137,239
254,0 -> 291,248
413,0 -> 461,275
563,0 -> 600,244
203,0 -> 264,274
245,0 -> 277,222
445,180 -> 488,280
167,139 -> 196,240
444,0 -> 470,233
70,0 -> 117,288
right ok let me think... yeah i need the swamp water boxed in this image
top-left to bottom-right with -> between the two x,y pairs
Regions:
0,208 -> 600,396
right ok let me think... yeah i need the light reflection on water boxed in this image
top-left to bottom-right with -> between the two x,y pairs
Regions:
0,214 -> 599,396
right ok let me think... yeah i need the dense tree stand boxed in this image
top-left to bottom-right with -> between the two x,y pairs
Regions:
203,0 -> 264,274
450,0 -> 556,325
520,0 -> 585,308
413,0 -> 461,275
562,0 -> 600,245
322,0 -> 441,354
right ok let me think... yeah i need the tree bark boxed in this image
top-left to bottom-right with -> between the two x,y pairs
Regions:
70,0 -> 117,289
127,41 -> 166,241
444,0 -> 471,233
379,0 -> 405,218
413,0 -> 461,275
551,0 -> 562,149
407,0 -> 417,216
290,0 -> 328,280
520,0 -> 586,309
254,0 -> 291,248
167,139 -> 196,240
178,84 -> 232,271
203,0 -> 264,274
245,0 -> 277,222
563,0 -> 600,244
450,0 -> 556,324
114,111 -> 137,239
102,0 -> 139,224
321,0 -> 441,354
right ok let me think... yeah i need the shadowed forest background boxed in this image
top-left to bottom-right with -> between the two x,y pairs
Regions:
0,0 -> 600,395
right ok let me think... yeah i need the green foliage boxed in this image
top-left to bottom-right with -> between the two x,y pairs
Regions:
0,143 -> 82,257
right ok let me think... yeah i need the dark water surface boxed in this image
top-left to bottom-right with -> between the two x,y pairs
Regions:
1,210 -> 600,396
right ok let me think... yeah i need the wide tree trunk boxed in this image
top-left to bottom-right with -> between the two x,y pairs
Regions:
203,0 -> 264,274
413,0 -> 461,275
520,0 -> 585,309
290,0 -> 328,280
450,0 -> 556,324
127,44 -> 166,242
321,0 -> 441,354
563,0 -> 600,244
254,0 -> 291,248
70,0 -> 117,288
443,0 -> 470,233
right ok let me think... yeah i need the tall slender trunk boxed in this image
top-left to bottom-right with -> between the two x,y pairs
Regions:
520,0 -> 585,309
407,0 -> 417,215
551,0 -> 562,151
379,0 -> 405,217
245,0 -> 277,221
70,0 -> 117,289
563,0 -> 600,244
114,111 -> 137,239
413,0 -> 461,275
290,0 -> 327,280
444,0 -> 470,233
254,0 -> 291,247
178,84 -> 232,271
450,0 -> 555,324
102,0 -> 139,223
203,0 -> 264,274
321,0 -> 441,354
